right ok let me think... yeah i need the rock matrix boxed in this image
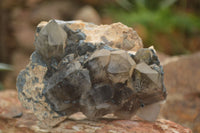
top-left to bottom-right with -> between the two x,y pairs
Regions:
17,20 -> 166,126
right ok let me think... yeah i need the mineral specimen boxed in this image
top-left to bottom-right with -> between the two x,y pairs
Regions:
16,20 -> 167,127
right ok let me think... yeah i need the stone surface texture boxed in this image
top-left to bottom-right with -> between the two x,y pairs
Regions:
160,52 -> 200,133
16,20 -> 166,127
0,90 -> 191,133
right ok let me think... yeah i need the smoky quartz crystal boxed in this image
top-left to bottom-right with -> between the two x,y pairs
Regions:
17,20 -> 166,126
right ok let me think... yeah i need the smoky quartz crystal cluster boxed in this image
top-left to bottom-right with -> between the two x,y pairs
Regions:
17,20 -> 167,126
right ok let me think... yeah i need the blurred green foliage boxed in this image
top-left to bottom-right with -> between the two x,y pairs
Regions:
0,63 -> 13,71
0,63 -> 13,91
104,0 -> 200,55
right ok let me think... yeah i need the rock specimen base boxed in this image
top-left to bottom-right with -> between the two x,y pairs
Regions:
16,20 -> 167,127
0,90 -> 191,133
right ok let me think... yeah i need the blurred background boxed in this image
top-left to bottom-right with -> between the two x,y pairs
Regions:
0,0 -> 200,132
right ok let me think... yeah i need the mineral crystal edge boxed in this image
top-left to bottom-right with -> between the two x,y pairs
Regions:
16,19 -> 166,127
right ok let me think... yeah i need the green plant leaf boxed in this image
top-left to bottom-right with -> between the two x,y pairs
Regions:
0,63 -> 13,71
160,0 -> 177,9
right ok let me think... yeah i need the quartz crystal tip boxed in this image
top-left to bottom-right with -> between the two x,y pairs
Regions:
35,20 -> 67,59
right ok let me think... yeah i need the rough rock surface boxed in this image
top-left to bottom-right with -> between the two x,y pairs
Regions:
160,52 -> 200,133
16,20 -> 166,127
0,90 -> 191,133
